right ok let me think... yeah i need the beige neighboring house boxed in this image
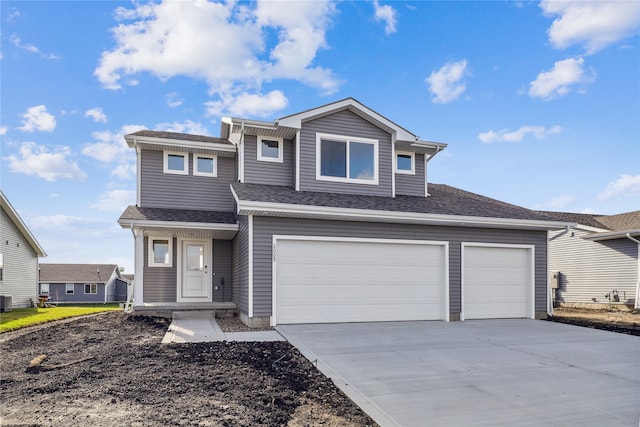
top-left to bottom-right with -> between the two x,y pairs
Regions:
0,190 -> 47,309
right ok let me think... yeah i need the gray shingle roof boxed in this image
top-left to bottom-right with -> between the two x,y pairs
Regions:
539,210 -> 640,231
119,205 -> 237,224
232,183 -> 557,221
39,264 -> 119,283
128,130 -> 232,145
538,211 -> 607,229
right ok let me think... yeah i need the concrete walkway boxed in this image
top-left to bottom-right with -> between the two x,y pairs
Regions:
278,319 -> 640,427
162,311 -> 284,343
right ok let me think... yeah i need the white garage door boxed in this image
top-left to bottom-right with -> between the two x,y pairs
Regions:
274,238 -> 448,325
462,244 -> 534,320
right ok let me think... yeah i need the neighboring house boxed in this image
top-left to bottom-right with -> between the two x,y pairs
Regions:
38,263 -> 127,304
542,210 -> 640,309
0,190 -> 47,309
118,98 -> 570,327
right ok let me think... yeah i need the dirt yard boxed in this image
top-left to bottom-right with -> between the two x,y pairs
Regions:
0,312 -> 376,427
549,307 -> 640,335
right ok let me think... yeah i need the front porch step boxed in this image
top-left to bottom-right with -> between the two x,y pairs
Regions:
134,302 -> 236,311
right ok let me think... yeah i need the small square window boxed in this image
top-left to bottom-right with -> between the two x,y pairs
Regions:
40,283 -> 49,294
163,152 -> 188,175
84,283 -> 97,294
66,283 -> 75,294
396,152 -> 415,175
193,155 -> 217,177
257,137 -> 283,163
149,237 -> 173,267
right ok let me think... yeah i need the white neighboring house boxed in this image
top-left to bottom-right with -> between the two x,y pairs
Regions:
0,191 -> 47,309
543,210 -> 640,310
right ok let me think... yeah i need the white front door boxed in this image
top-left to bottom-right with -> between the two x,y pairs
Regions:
178,239 -> 212,302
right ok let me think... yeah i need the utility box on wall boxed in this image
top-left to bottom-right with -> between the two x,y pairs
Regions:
550,272 -> 560,289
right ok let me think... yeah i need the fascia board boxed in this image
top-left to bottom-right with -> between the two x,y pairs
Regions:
234,199 -> 574,231
0,191 -> 47,257
125,135 -> 236,152
582,229 -> 640,241
118,219 -> 238,231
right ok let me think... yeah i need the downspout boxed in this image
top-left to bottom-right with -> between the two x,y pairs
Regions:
625,233 -> 640,309
548,226 -> 571,317
239,122 -> 245,183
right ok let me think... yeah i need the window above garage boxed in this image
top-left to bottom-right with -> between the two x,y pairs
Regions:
316,133 -> 378,185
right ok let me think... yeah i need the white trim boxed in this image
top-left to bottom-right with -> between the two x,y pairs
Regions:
40,282 -> 49,294
248,215 -> 254,318
239,133 -> 245,183
295,130 -> 300,191
315,132 -> 379,185
395,151 -> 415,175
460,242 -> 535,321
163,151 -> 188,175
126,134 -> 236,153
65,283 -> 75,294
176,238 -> 212,302
148,237 -> 173,267
424,154 -> 429,197
271,235 -> 450,326
232,197 -> 573,231
135,143 -> 141,206
391,138 -> 396,197
257,136 -> 283,163
120,219 -> 238,232
134,228 -> 144,306
193,154 -> 217,177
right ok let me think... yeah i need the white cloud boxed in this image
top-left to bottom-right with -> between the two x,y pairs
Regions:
478,125 -> 562,143
598,174 -> 640,200
82,124 -> 144,179
581,207 -> 598,214
0,126 -> 7,135
541,0 -> 640,54
91,189 -> 136,212
85,107 -> 108,123
528,57 -> 595,100
548,194 -> 576,210
373,0 -> 397,35
425,60 -> 469,104
18,105 -> 57,132
205,90 -> 288,118
166,92 -> 184,108
155,120 -> 210,136
27,214 -> 103,229
9,34 -> 59,59
95,0 -> 339,116
5,142 -> 87,181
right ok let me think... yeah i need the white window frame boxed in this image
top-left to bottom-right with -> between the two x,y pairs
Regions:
315,133 -> 379,185
65,283 -> 75,294
148,237 -> 173,267
40,283 -> 49,294
84,283 -> 98,294
257,136 -> 283,163
193,154 -> 217,177
163,151 -> 188,175
395,151 -> 415,175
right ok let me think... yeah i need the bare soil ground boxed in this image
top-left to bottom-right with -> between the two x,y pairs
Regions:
0,312 -> 376,427
549,307 -> 640,335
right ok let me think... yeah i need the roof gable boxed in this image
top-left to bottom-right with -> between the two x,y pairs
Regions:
0,191 -> 47,257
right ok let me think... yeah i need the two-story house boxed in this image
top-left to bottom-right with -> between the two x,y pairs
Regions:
119,98 -> 569,327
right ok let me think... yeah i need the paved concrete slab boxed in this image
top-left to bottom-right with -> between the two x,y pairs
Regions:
162,311 -> 285,343
278,319 -> 640,427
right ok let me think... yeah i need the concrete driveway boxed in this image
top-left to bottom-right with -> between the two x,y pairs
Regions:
277,319 -> 640,427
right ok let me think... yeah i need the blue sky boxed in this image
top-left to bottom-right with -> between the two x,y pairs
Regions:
1,0 -> 639,273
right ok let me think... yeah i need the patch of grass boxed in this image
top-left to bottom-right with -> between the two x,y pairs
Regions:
0,304 -> 121,333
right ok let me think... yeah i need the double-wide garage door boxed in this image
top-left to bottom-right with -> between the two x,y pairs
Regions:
274,238 -> 448,325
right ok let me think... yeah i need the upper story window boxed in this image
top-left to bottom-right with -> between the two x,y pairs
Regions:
395,151 -> 415,175
149,237 -> 173,267
316,133 -> 378,185
164,151 -> 188,175
257,136 -> 283,163
193,154 -> 217,177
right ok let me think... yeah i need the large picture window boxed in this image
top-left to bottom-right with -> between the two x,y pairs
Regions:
149,237 -> 173,267
316,133 -> 378,184
163,151 -> 188,175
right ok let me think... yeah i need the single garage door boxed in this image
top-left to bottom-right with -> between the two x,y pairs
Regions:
462,244 -> 534,320
274,237 -> 448,324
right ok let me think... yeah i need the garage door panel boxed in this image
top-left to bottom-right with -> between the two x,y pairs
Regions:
275,239 -> 447,324
463,245 -> 532,320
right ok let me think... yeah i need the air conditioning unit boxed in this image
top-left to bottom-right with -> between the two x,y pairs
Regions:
0,295 -> 12,312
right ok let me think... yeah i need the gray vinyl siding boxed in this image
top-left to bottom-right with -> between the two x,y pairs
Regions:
298,110 -> 393,197
243,135 -> 294,186
549,228 -> 638,305
139,149 -> 235,211
143,237 -> 177,303
251,216 -> 548,318
213,239 -> 233,302
232,215 -> 249,314
46,283 -> 106,303
395,153 -> 425,197
0,206 -> 39,308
